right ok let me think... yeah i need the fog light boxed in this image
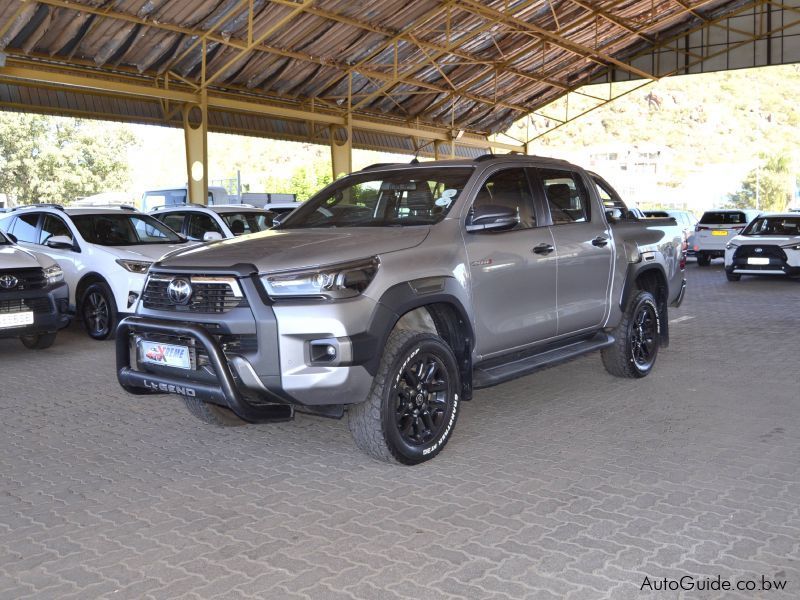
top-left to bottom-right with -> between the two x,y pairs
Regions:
128,292 -> 140,308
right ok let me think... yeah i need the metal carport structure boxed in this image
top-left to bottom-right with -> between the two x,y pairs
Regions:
0,0 -> 798,203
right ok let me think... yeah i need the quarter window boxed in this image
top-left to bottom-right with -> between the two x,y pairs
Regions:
472,168 -> 536,229
12,213 -> 40,243
541,170 -> 590,224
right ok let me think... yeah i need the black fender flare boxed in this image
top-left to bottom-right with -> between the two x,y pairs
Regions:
619,262 -> 670,348
355,277 -> 475,398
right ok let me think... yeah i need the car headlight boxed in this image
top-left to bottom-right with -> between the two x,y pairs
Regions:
261,257 -> 379,299
116,259 -> 153,274
43,265 -> 63,285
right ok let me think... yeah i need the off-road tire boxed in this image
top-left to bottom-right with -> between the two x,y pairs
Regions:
348,330 -> 461,465
81,282 -> 118,340
20,332 -> 57,350
726,271 -> 741,281
182,397 -> 246,426
602,290 -> 660,379
697,253 -> 711,267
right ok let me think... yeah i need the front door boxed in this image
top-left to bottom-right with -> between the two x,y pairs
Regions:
465,167 -> 558,358
535,168 -> 613,335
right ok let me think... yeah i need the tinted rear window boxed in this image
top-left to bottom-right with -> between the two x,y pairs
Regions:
699,211 -> 747,225
644,211 -> 669,218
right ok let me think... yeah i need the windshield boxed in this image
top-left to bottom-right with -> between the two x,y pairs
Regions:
281,167 -> 474,228
700,211 -> 748,225
72,213 -> 184,246
221,211 -> 272,235
743,216 -> 800,236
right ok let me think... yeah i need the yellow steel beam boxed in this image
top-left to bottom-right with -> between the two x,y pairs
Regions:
0,61 -> 523,152
454,0 -> 658,81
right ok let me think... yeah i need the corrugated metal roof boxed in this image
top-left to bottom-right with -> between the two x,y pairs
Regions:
0,0 -> 755,152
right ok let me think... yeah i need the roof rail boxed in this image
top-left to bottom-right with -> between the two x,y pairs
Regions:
13,203 -> 65,212
362,162 -> 399,170
473,153 -> 496,162
118,204 -> 138,211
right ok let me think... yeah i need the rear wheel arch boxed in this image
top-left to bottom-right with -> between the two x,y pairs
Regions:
621,265 -> 670,348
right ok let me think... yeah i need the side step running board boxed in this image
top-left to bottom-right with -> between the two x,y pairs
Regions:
472,332 -> 615,389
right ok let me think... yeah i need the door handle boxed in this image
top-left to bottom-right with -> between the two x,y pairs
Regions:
532,243 -> 555,255
592,236 -> 609,247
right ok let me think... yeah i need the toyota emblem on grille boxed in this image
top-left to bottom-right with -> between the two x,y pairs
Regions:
0,274 -> 18,289
755,247 -> 763,253
167,278 -> 193,305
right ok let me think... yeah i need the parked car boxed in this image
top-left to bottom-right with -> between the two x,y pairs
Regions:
115,155 -> 686,465
150,205 -> 278,241
693,209 -> 760,266
0,228 -> 70,349
644,209 -> 698,253
141,186 -> 231,211
724,213 -> 800,281
0,205 -> 189,340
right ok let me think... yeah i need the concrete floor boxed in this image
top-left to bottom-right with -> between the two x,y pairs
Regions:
1,262 -> 798,599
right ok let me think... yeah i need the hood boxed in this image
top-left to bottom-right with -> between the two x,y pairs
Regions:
0,244 -> 57,270
732,234 -> 800,246
104,242 -> 191,263
154,227 -> 431,272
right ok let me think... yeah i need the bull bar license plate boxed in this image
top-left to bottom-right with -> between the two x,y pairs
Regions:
0,311 -> 34,329
139,340 -> 192,370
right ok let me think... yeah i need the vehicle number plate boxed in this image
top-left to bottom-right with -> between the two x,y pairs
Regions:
747,257 -> 769,265
712,230 -> 728,236
0,311 -> 34,329
139,340 -> 192,370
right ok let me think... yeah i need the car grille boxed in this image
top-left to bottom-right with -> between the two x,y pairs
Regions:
0,297 -> 51,314
0,268 -> 46,291
142,275 -> 248,313
733,244 -> 786,262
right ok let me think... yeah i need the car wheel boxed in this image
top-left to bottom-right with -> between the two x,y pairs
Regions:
20,332 -> 57,350
182,397 -> 246,426
81,282 -> 118,340
602,290 -> 660,379
697,253 -> 710,266
726,271 -> 741,281
348,330 -> 461,465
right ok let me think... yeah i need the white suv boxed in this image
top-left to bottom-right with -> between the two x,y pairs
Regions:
149,204 -> 278,241
0,205 -> 188,340
694,209 -> 760,266
724,213 -> 800,281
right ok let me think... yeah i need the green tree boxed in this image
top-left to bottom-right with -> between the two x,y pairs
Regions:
0,113 -> 137,205
728,153 -> 795,212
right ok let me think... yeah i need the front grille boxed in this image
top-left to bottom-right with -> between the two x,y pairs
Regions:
0,297 -> 51,314
733,244 -> 787,261
142,275 -> 248,313
0,268 -> 46,291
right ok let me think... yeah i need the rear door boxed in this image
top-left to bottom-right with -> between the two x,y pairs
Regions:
533,168 -> 613,335
465,167 -> 557,358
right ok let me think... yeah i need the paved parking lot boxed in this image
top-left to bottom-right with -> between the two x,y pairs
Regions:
1,263 -> 798,599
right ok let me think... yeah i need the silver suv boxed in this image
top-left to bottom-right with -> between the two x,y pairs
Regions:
116,156 -> 686,464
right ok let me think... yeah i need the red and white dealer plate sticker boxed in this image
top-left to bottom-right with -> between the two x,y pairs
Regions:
139,340 -> 192,370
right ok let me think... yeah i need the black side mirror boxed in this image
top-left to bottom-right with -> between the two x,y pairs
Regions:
466,204 -> 519,233
271,213 -> 286,228
6,232 -> 17,243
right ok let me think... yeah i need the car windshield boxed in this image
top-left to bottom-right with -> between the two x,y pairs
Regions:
743,216 -> 800,236
72,213 -> 185,246
220,211 -> 272,235
699,211 -> 748,225
280,167 -> 474,228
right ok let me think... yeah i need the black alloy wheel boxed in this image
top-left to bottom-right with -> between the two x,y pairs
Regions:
630,301 -> 658,371
394,352 -> 451,446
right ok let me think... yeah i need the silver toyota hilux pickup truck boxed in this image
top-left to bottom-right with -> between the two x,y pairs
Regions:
116,155 -> 686,464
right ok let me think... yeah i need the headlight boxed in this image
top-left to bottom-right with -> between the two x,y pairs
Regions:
43,265 -> 63,285
116,259 -> 153,274
261,257 -> 379,299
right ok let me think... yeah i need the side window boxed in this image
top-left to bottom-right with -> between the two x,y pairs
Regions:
12,213 -> 40,243
540,170 -> 590,224
472,168 -> 536,229
40,215 -> 73,244
186,214 -> 222,240
159,213 -> 186,234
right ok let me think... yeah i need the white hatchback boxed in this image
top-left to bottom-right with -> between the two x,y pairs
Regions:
0,205 -> 189,340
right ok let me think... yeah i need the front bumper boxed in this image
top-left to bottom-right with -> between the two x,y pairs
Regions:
0,281 -> 70,339
726,263 -> 800,277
